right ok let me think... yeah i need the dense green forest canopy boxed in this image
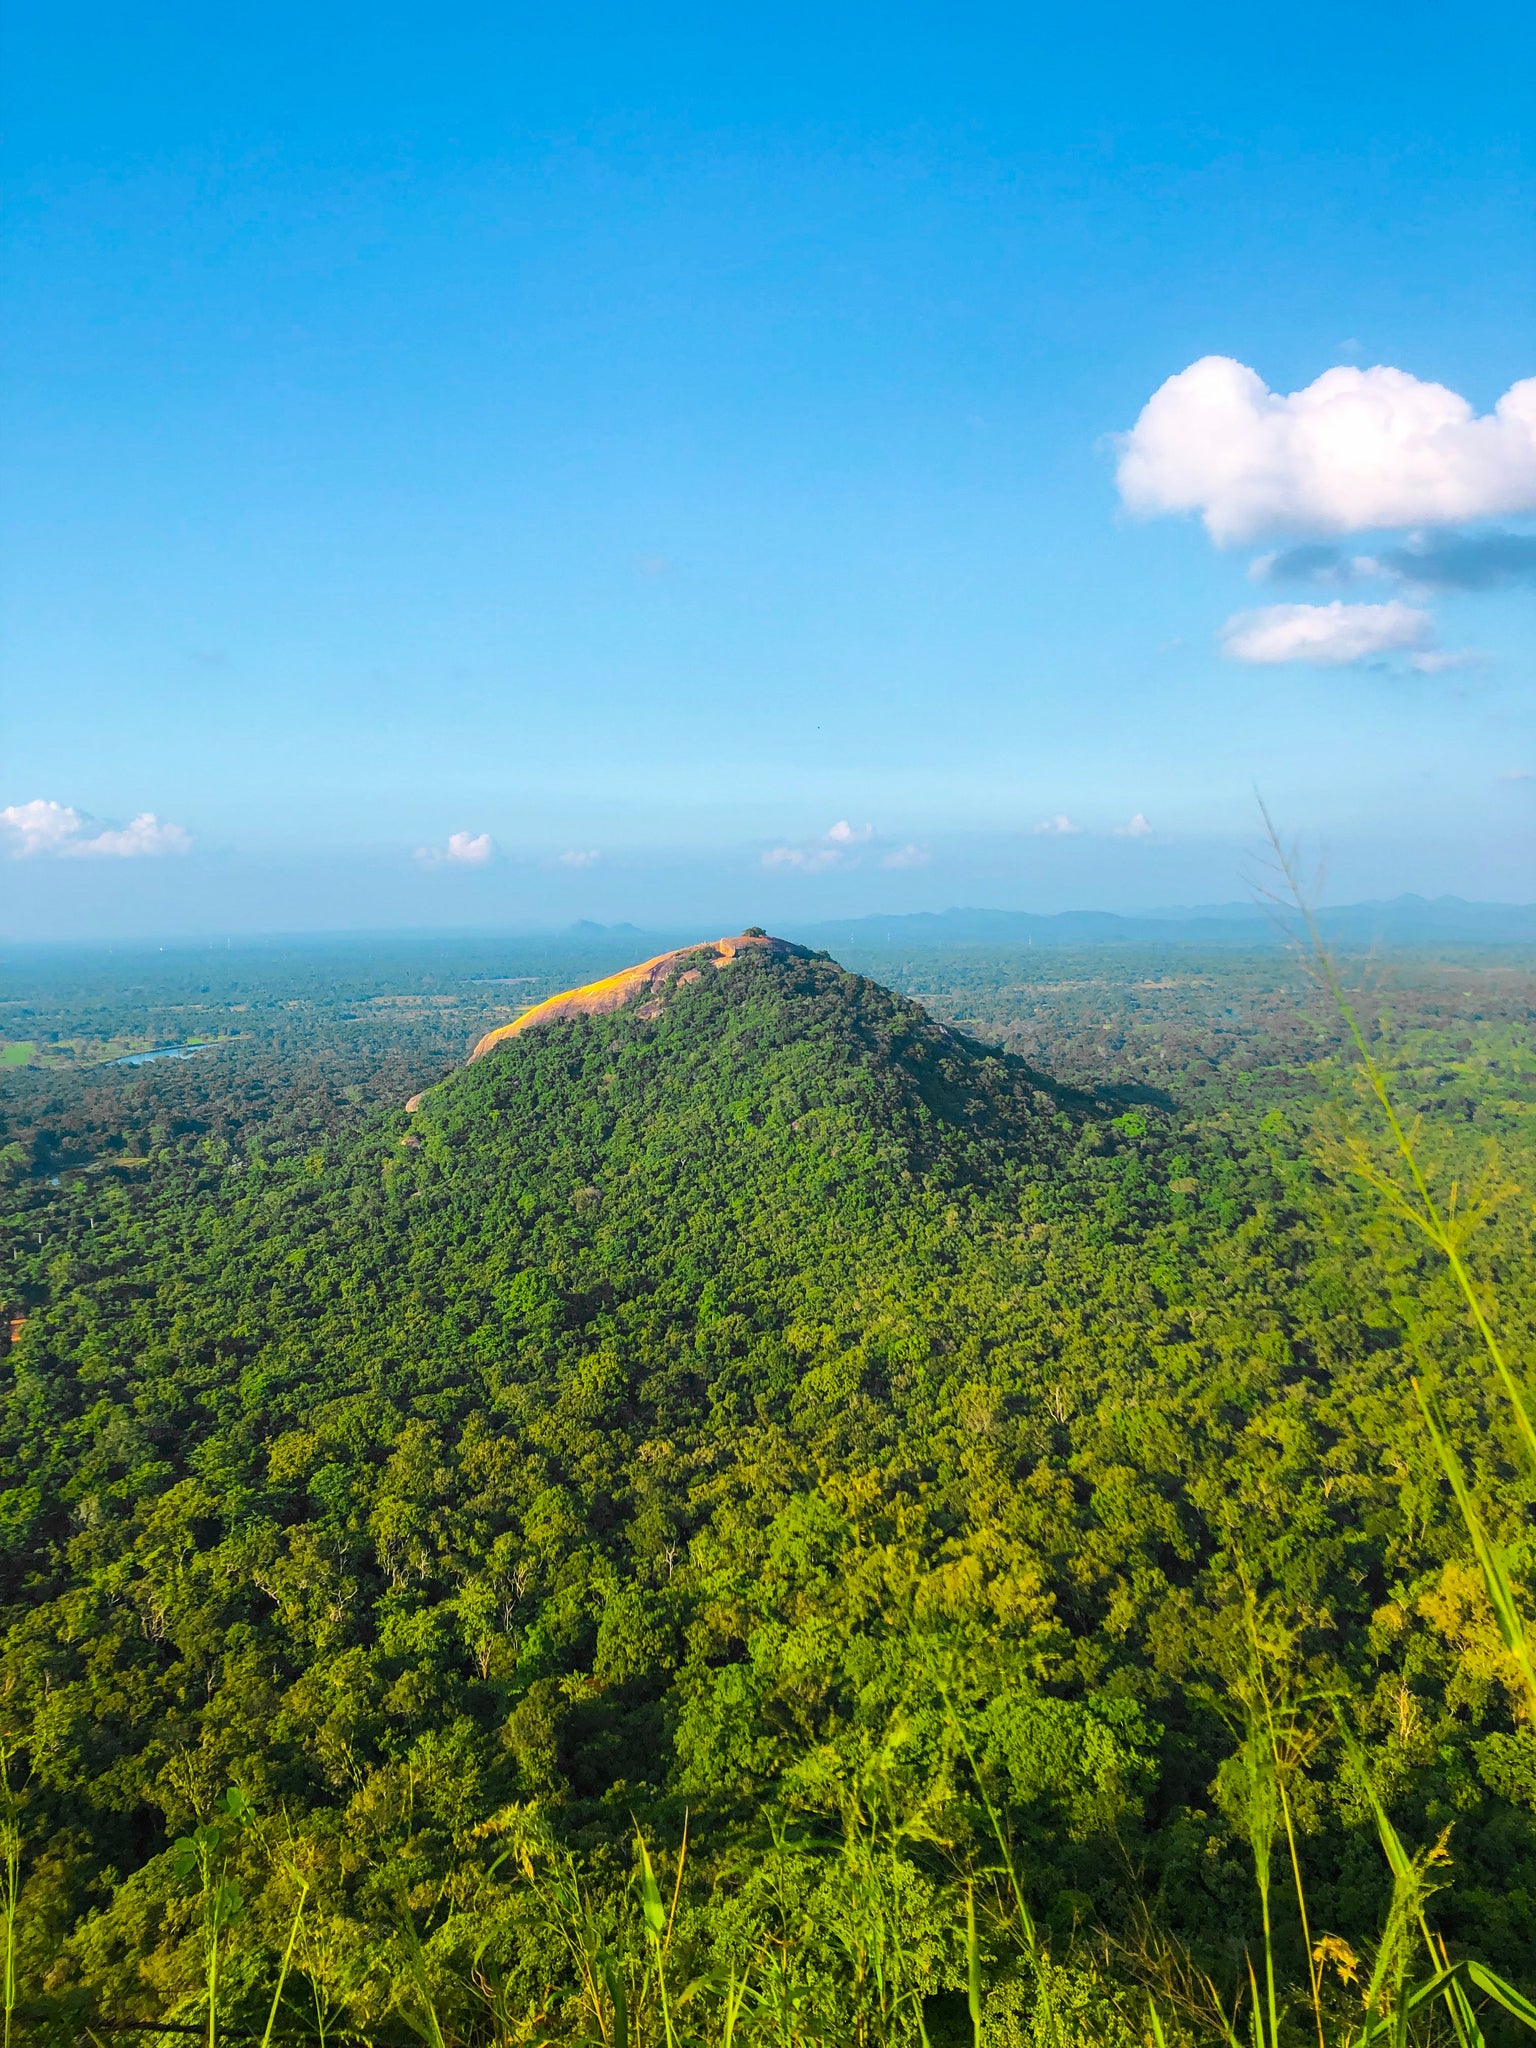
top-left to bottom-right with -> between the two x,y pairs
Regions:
0,931 -> 1532,2045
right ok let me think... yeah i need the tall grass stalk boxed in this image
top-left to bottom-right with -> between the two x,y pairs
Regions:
1261,807 -> 1535,1464
170,1787 -> 250,2048
479,1803 -> 626,2043
934,1667 -> 1039,1935
1258,811 -> 1536,2046
0,1745 -> 20,2048
258,1878 -> 308,2048
1231,1602 -> 1326,2048
1262,807 -> 1536,1719
392,1894 -> 448,2048
933,1666 -> 1055,2044
1332,1704 -> 1481,2048
633,1826 -> 678,2048
1411,1380 -> 1536,1711
1226,1699 -> 1280,2048
966,1883 -> 982,2048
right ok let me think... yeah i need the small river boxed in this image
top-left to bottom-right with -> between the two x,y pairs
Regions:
109,1044 -> 217,1067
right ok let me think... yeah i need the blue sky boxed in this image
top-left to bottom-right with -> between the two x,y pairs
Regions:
3,0 -> 1533,936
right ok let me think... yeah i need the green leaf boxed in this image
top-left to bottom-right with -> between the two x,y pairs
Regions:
1465,1961 -> 1536,2033
634,1833 -> 667,1936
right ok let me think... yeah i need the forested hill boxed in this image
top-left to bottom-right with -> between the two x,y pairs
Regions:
0,938 -> 1532,2041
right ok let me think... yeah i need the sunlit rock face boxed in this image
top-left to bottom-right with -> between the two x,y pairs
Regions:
466,932 -> 809,1061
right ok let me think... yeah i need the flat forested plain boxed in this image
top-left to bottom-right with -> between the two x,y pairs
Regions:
0,930 -> 1533,2048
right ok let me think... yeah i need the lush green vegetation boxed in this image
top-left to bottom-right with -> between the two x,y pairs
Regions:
0,934 -> 1532,2045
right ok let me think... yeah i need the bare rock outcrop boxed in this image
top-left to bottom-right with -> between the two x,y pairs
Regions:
466,931 -> 807,1063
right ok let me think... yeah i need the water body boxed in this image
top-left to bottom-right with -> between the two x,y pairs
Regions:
110,1044 -> 215,1067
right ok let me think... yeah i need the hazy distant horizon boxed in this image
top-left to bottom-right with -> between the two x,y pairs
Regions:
5,884 -> 1534,957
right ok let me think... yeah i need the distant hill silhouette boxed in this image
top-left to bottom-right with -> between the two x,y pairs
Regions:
789,895 -> 1536,949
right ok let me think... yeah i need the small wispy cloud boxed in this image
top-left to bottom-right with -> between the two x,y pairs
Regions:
881,843 -> 930,869
1112,813 -> 1154,838
1031,814 -> 1082,836
75,814 -> 194,858
1499,769 -> 1532,782
417,830 -> 494,868
1,798 -> 193,859
557,848 -> 600,868
762,820 -> 877,872
1220,600 -> 1433,666
762,844 -> 842,872
1407,649 -> 1487,675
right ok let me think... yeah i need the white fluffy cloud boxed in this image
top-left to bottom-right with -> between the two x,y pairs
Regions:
1,799 -> 192,858
1117,356 -> 1536,543
1,800 -> 84,855
1031,814 -> 1082,836
417,830 -> 494,868
1112,813 -> 1153,837
881,842 -> 930,869
1220,600 -> 1433,666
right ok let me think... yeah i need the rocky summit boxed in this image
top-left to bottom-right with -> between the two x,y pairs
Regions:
466,929 -> 811,1060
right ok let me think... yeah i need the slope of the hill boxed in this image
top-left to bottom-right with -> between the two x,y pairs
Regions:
406,939 -> 1095,1356
0,942 -> 1532,2033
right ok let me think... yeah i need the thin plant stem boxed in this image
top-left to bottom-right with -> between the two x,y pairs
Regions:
1270,1724 -> 1322,2048
1262,805 -> 1536,1728
1257,1836 -> 1278,2048
1413,1379 -> 1536,1715
933,1675 -> 1041,1957
206,1897 -> 219,2048
1333,1704 -> 1480,2048
966,1882 -> 983,2048
259,1880 -> 308,2048
0,1745 -> 19,2048
1241,1607 -> 1325,2048
1260,801 -> 1536,1469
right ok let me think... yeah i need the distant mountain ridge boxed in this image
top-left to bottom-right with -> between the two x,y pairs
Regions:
785,894 -> 1536,950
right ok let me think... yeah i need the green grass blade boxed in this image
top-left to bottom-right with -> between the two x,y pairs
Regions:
966,1883 -> 982,2047
602,1952 -> 629,2048
259,1882 -> 308,2048
1465,1961 -> 1536,2032
1414,1380 -> 1536,1716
